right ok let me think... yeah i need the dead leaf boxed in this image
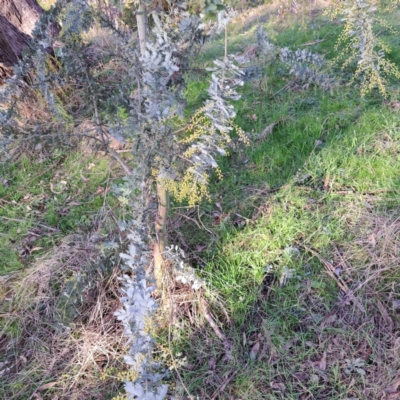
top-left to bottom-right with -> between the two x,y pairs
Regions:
19,355 -> 27,364
208,357 -> 216,371
283,338 -> 298,351
0,176 -> 9,187
49,183 -> 62,195
384,376 -> 400,394
68,201 -> 82,206
392,300 -> 400,311
37,382 -> 58,392
270,382 -> 286,392
301,39 -> 325,46
321,314 -> 337,328
31,247 -> 44,252
95,186 -> 105,195
256,119 -> 283,142
294,372 -> 308,382
319,351 -> 327,371
348,377 -> 356,389
376,299 -> 394,332
367,233 -> 376,248
250,341 -> 260,361
323,173 -> 330,189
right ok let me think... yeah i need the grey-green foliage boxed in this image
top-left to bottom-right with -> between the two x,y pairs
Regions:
1,1 -> 245,398
183,57 -> 244,182
115,234 -> 169,400
0,0 -> 93,144
58,256 -> 115,323
114,8 -> 244,398
256,25 -> 335,90
330,0 -> 400,96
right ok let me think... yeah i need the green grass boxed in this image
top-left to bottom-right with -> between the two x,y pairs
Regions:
2,2 -> 400,400
166,6 -> 400,399
0,151 -> 115,275
37,0 -> 56,10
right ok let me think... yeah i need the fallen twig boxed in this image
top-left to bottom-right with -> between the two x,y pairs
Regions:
210,364 -> 247,400
200,296 -> 233,359
301,39 -> 325,46
0,216 -> 59,232
255,117 -> 285,142
270,80 -> 294,98
300,244 -> 365,313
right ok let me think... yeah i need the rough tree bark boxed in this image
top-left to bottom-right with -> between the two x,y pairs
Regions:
0,0 -> 43,84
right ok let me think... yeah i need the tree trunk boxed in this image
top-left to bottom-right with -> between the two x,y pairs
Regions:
135,4 -> 169,289
136,2 -> 148,57
0,0 -> 43,84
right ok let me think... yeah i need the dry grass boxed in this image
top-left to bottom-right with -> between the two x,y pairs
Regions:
342,210 -> 400,299
323,210 -> 400,398
165,203 -> 400,399
0,233 -> 126,400
231,0 -> 331,34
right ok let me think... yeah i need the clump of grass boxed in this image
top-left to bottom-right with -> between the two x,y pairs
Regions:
0,150 -> 119,275
0,233 -> 125,400
342,210 -> 400,304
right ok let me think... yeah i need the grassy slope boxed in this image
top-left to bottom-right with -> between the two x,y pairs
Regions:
0,151 -> 126,399
1,3 -> 400,400
0,152 -> 115,275
169,6 -> 400,400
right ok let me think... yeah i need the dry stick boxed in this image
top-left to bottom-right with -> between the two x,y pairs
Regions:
0,216 -> 59,232
176,211 -> 204,230
269,79 -> 294,98
352,267 -> 394,295
300,244 -> 365,313
210,362 -> 249,400
196,205 -> 215,237
224,25 -> 228,61
200,296 -> 233,358
301,39 -> 325,46
136,2 -> 148,57
165,272 -> 194,400
107,147 -> 132,176
134,3 -> 168,291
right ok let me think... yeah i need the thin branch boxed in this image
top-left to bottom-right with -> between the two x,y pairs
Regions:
200,296 -> 233,359
0,216 -> 59,232
300,243 -> 366,313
